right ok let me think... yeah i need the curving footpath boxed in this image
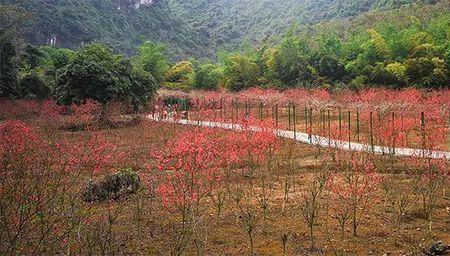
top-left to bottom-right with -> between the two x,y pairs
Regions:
147,114 -> 450,160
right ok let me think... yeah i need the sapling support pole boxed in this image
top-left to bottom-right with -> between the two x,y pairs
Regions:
213,100 -> 217,122
235,100 -> 239,123
293,104 -> 297,140
245,101 -> 249,116
338,107 -> 342,139
219,98 -> 222,120
370,112 -> 374,153
318,109 -> 321,132
401,111 -> 405,147
447,107 -> 450,150
421,111 -> 426,157
309,108 -> 313,144
207,99 -> 211,121
275,103 -> 279,128
377,108 -> 381,148
222,98 -> 226,122
348,110 -> 351,149
318,109 -> 322,135
288,103 -> 291,130
259,101 -> 263,121
183,98 -> 189,120
305,107 -> 308,134
392,112 -> 396,155
231,100 -> 235,125
222,98 -> 225,121
356,108 -> 360,143
271,102 -> 274,120
203,97 -> 207,123
321,109 -> 326,135
327,109 -> 331,145
185,98 -> 189,121
197,99 -> 201,126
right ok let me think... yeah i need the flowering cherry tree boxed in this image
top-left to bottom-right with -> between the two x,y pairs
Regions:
151,129 -> 224,215
327,152 -> 382,237
0,119 -> 122,255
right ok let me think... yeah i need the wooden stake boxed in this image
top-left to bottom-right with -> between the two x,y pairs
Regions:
370,112 -> 374,153
293,104 -> 297,140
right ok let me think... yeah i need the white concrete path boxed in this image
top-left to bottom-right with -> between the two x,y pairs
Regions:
148,115 -> 450,160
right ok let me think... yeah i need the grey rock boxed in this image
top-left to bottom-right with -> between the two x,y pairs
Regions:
82,168 -> 140,202
425,241 -> 450,256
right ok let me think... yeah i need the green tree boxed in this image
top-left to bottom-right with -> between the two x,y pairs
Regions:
39,46 -> 75,90
409,43 -> 441,59
269,31 -> 313,87
312,54 -> 346,81
56,44 -> 156,107
366,62 -> 400,86
385,61 -> 407,86
409,32 -> 434,49
223,53 -> 259,91
404,42 -> 448,88
135,41 -> 169,85
0,4 -> 30,42
40,46 -> 75,70
0,39 -> 18,97
165,61 -> 195,91
368,29 -> 391,60
0,4 -> 30,98
17,70 -> 50,100
15,44 -> 52,99
405,57 -> 449,88
129,68 -> 158,108
194,63 -> 222,90
20,44 -> 43,69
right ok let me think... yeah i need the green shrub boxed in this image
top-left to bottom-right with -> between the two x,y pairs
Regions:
164,61 -> 195,91
194,63 -> 222,90
18,71 -> 51,100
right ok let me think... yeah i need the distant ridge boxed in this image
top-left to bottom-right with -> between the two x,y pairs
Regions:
0,0 -> 442,58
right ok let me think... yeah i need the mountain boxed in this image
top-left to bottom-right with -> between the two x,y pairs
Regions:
0,0 -> 441,59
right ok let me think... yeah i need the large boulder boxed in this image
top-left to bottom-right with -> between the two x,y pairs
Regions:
82,168 -> 140,202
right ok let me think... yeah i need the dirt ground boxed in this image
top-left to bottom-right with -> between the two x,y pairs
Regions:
59,120 -> 450,256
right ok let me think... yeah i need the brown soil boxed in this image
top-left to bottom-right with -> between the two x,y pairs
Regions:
61,121 -> 450,255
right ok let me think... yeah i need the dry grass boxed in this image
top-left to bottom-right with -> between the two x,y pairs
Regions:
58,121 -> 450,255
2,115 -> 449,255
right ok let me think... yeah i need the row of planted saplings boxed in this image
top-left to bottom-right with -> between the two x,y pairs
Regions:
159,97 -> 450,153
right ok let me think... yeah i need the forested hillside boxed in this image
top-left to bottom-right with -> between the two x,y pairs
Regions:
0,0 -> 203,59
167,0 -> 440,53
2,0 -> 450,101
0,0 -> 439,59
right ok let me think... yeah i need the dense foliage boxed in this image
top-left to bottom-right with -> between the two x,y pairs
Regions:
134,41 -> 169,85
215,2 -> 450,90
0,0 -> 200,59
157,1 -> 450,90
1,1 -> 450,96
0,40 -> 18,97
2,28 -> 157,108
164,61 -> 195,91
193,63 -> 222,90
0,4 -> 29,97
1,0 -> 439,59
55,44 -> 156,108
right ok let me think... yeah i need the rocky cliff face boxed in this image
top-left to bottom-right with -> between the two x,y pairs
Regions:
115,0 -> 154,10
135,0 -> 153,9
